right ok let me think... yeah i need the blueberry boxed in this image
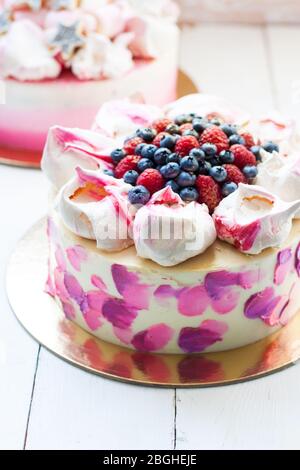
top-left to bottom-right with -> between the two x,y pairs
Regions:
243,165 -> 258,179
176,171 -> 196,188
209,166 -> 228,182
229,134 -> 245,146
250,145 -> 262,161
183,129 -> 199,139
174,114 -> 193,125
103,169 -> 115,177
180,187 -> 199,202
136,127 -> 156,142
110,148 -> 126,163
160,135 -> 176,150
166,152 -> 180,164
219,150 -> 234,164
154,148 -> 171,165
220,124 -> 236,137
198,161 -> 211,175
160,162 -> 180,179
263,141 -> 279,153
192,118 -> 208,133
200,143 -> 217,157
210,118 -> 221,126
165,180 -> 180,193
123,170 -> 139,185
180,156 -> 199,172
135,143 -> 146,156
165,124 -> 180,135
222,182 -> 238,196
128,185 -> 150,205
209,157 -> 221,167
141,144 -> 157,160
137,158 -> 154,172
189,148 -> 205,162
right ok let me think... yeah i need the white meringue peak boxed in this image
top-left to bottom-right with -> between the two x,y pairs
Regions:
58,167 -> 135,252
41,125 -> 114,189
133,187 -> 217,266
213,184 -> 300,255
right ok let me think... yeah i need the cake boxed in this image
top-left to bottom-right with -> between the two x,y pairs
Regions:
42,94 -> 300,354
0,0 -> 179,164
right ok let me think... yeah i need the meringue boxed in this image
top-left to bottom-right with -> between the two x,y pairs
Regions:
214,184 -> 300,255
133,187 -> 217,266
58,167 -> 135,252
41,125 -> 114,189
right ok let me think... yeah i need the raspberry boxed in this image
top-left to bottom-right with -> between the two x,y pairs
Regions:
195,175 -> 221,213
223,164 -> 246,184
175,136 -> 199,157
115,155 -> 140,179
137,169 -> 165,195
240,131 -> 256,148
152,118 -> 173,133
153,132 -> 169,147
123,137 -> 143,154
230,144 -> 256,169
199,126 -> 229,153
179,123 -> 193,133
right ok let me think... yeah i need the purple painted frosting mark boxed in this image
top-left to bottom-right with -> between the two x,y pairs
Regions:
84,309 -> 103,331
177,286 -> 210,317
55,246 -> 66,271
211,289 -> 240,314
295,243 -> 300,277
131,324 -> 174,352
91,274 -> 107,292
205,270 -> 259,300
102,298 -> 137,329
111,264 -> 151,310
274,248 -> 293,285
54,267 -> 70,303
64,272 -> 86,306
66,245 -> 88,272
178,320 -> 228,353
61,301 -> 76,320
244,287 -> 281,321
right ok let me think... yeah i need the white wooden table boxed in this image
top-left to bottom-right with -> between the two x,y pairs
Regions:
1,25 -> 300,450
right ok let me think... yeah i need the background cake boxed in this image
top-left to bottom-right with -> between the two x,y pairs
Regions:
0,0 -> 179,164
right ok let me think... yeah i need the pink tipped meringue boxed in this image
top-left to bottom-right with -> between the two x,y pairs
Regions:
133,187 -> 217,266
41,125 -> 114,189
58,167 -> 136,252
214,184 -> 300,255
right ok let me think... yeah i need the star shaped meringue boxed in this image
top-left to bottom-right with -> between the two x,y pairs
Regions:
49,0 -> 78,10
0,11 -> 11,35
50,22 -> 85,61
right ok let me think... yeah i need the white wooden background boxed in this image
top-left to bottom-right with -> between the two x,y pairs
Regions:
1,24 -> 300,450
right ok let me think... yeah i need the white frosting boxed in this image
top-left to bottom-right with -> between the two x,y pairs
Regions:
58,167 -> 135,252
127,0 -> 180,21
214,184 -> 300,255
133,187 -> 217,266
0,19 -> 61,80
41,125 -> 114,189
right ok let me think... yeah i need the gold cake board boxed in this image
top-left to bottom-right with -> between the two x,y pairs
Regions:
0,70 -> 198,169
6,218 -> 300,388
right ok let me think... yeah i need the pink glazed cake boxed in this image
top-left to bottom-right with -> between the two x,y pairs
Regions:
0,0 -> 179,164
42,94 -> 300,354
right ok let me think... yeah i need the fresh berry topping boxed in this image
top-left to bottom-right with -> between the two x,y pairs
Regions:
135,143 -> 146,156
230,144 -> 257,169
153,132 -> 169,147
152,118 -> 172,133
199,126 -> 229,153
223,164 -> 246,184
154,147 -> 172,165
137,158 -> 155,172
222,182 -> 238,196
240,131 -> 255,148
263,141 -> 279,153
209,166 -> 228,183
176,171 -> 196,188
180,156 -> 199,172
165,123 -> 180,135
128,186 -> 150,205
166,152 -> 180,164
180,187 -> 199,202
219,150 -> 234,164
124,170 -> 139,185
123,137 -> 144,154
137,169 -> 165,194
243,165 -> 258,179
179,123 -> 193,133
210,118 -> 222,126
160,162 -> 180,179
141,144 -> 157,160
209,157 -> 221,167
229,134 -> 245,146
198,161 -> 212,175
220,124 -> 236,137
192,118 -> 208,133
189,148 -> 205,161
165,180 -> 180,193
160,135 -> 176,150
115,155 -> 140,178
111,148 -> 126,163
175,114 -> 193,125
200,143 -> 217,157
250,145 -> 262,161
175,135 -> 200,156
136,127 -> 156,142
196,175 -> 221,213
183,129 -> 199,138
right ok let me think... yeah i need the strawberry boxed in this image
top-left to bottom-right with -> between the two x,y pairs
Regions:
240,131 -> 256,148
230,144 -> 256,169
175,135 -> 199,156
199,126 -> 229,153
180,123 -> 193,133
115,155 -> 140,179
196,175 -> 221,213
153,132 -> 169,147
123,137 -> 143,154
137,169 -> 165,195
152,118 -> 173,133
223,164 -> 246,184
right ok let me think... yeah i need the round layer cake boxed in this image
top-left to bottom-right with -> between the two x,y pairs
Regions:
0,1 -> 179,164
43,93 -> 300,354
